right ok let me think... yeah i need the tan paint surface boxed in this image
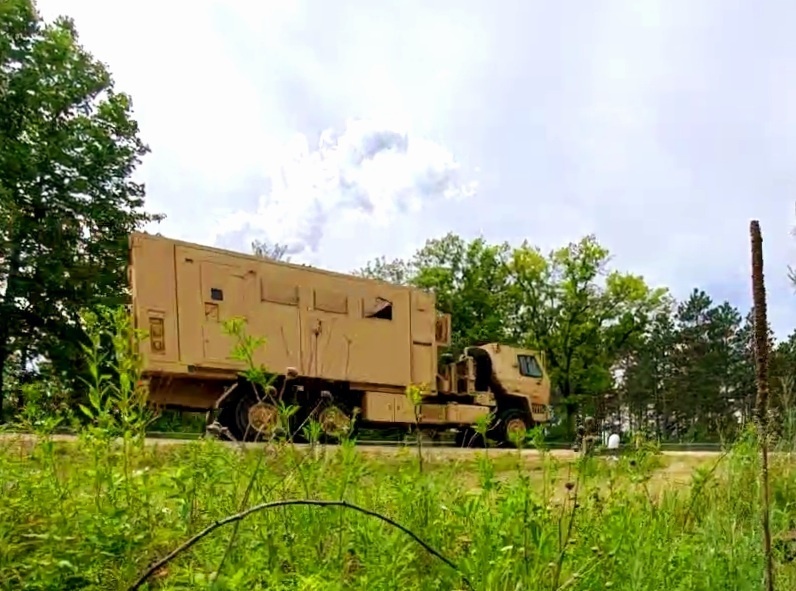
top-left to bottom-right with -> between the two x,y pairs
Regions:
130,233 -> 446,398
128,232 -> 551,425
482,343 -> 551,419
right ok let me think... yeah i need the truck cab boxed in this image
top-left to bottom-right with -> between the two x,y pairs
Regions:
478,343 -> 551,424
438,342 -> 551,444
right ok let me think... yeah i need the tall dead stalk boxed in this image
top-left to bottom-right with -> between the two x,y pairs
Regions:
750,219 -> 775,591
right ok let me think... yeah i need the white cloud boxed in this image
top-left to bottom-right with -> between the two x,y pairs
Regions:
211,117 -> 477,262
32,0 -> 796,338
35,0 -> 485,265
35,0 -> 304,244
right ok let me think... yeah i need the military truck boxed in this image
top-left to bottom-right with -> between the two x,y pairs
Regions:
128,231 -> 551,445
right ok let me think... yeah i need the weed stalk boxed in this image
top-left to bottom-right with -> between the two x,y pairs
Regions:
750,219 -> 775,591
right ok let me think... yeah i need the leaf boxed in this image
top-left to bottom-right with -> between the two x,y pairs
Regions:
78,404 -> 94,419
0,0 -> 163,411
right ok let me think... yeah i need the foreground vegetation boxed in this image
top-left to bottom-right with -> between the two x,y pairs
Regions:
1,428 -> 794,590
0,306 -> 790,590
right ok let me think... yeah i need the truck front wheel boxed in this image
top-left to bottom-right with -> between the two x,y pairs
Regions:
497,408 -> 531,447
241,398 -> 280,441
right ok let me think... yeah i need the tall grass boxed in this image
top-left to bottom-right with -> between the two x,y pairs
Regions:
1,307 -> 795,590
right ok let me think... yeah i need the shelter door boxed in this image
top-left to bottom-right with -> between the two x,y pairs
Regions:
302,287 -> 352,381
199,261 -> 251,365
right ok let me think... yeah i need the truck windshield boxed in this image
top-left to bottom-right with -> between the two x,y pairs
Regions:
517,354 -> 543,378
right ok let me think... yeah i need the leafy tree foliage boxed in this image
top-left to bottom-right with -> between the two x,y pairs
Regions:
358,233 -> 795,442
614,291 -> 759,441
507,235 -> 668,427
0,0 -> 161,420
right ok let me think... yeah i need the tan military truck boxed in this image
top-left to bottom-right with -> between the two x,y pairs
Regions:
128,231 -> 551,445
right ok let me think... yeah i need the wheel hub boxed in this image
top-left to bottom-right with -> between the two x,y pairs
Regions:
506,417 -> 527,441
248,401 -> 279,436
318,406 -> 350,438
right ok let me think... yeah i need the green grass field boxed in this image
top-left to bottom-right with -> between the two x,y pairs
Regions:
1,430 -> 795,591
2,313 -> 792,590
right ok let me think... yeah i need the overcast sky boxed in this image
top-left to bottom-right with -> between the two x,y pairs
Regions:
37,0 -> 796,337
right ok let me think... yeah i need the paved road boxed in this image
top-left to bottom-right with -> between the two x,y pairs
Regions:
0,432 -> 725,458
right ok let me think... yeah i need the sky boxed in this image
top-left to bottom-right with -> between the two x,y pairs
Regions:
36,0 -> 796,338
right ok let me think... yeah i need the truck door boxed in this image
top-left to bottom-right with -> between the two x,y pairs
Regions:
198,261 -> 253,365
409,290 -> 435,386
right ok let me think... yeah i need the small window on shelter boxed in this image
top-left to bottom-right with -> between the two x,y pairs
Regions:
314,288 -> 348,314
517,354 -> 543,378
364,296 -> 393,320
260,279 -> 299,306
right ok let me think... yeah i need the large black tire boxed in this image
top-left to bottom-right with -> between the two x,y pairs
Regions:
212,379 -> 288,442
495,408 -> 531,447
233,390 -> 282,442
313,399 -> 358,444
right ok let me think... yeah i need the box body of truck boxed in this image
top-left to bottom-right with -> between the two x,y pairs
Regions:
129,232 -> 448,402
129,231 -> 549,443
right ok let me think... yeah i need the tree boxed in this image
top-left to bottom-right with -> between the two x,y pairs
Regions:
358,233 -> 667,436
617,306 -> 678,437
509,235 -> 668,432
354,255 -> 411,285
615,291 -> 760,443
410,234 -> 515,353
356,233 -> 515,354
666,291 -> 750,440
767,326 -> 796,439
252,239 -> 289,262
0,0 -> 162,420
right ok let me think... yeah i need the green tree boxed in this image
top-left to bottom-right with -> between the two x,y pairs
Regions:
410,233 -> 514,353
358,233 -> 667,436
509,235 -> 668,432
0,0 -> 162,420
768,326 -> 796,439
725,309 -> 758,428
617,306 -> 678,438
666,291 -> 742,440
355,255 -> 411,285
619,290 -> 757,442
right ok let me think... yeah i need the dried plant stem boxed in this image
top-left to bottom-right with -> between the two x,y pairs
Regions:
128,499 -> 472,591
551,464 -> 583,591
750,219 -> 775,591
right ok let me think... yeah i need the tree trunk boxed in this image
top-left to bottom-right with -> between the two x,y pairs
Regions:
0,241 -> 23,424
561,380 -> 577,439
0,338 -> 7,423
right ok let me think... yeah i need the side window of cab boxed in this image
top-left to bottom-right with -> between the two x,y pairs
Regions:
517,354 -> 543,378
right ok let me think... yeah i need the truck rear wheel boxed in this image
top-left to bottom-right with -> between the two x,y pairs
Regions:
231,392 -> 281,442
315,401 -> 356,443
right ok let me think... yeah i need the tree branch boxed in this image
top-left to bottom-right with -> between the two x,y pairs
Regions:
128,498 -> 473,590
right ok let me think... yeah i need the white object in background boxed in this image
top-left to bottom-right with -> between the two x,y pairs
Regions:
607,433 -> 621,450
